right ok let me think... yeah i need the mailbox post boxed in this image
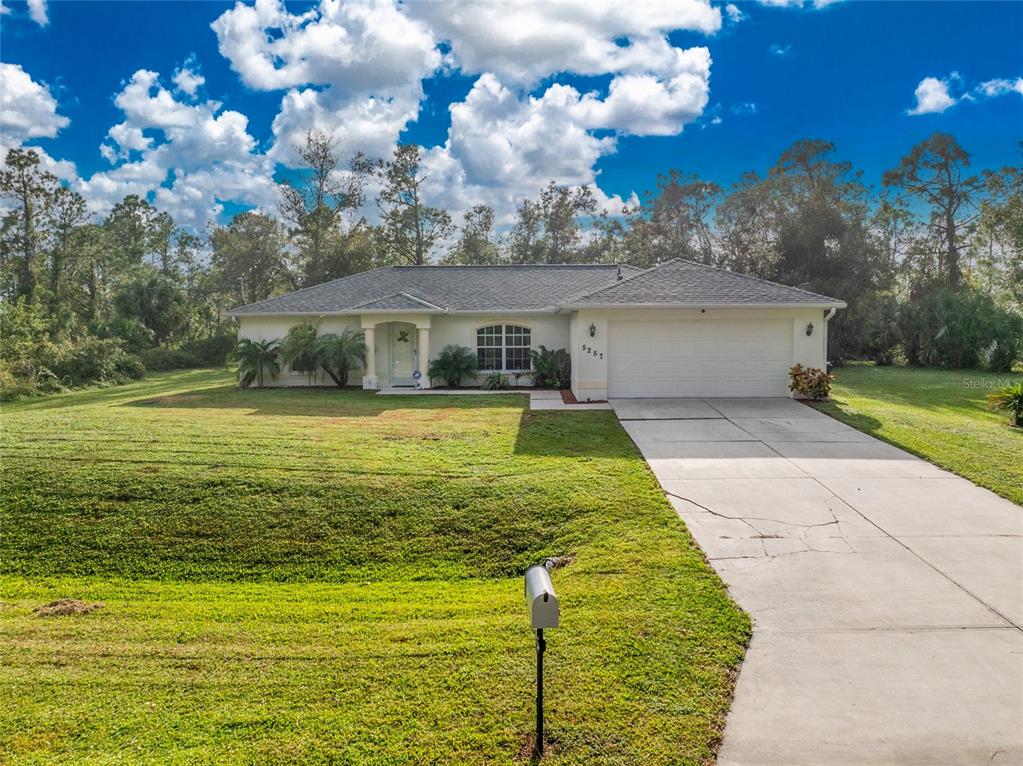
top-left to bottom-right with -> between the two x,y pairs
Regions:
524,564 -> 559,758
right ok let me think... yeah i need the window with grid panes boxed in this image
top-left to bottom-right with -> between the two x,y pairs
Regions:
476,324 -> 531,371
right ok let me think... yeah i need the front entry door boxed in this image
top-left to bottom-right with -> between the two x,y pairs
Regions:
389,323 -> 418,386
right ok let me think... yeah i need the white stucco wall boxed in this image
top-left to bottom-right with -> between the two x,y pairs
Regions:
236,312 -> 571,388
569,307 -> 832,401
237,314 -> 364,387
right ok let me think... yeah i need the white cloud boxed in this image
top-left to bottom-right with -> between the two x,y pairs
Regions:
407,0 -> 719,85
725,4 -> 745,23
769,43 -> 792,57
81,68 -> 276,226
0,2 -> 9,15
207,0 -> 715,223
172,60 -> 205,97
27,0 -> 47,26
212,0 -> 439,92
211,0 -> 439,165
0,62 -> 69,142
977,77 -> 1023,99
0,62 -> 77,179
907,75 -> 957,115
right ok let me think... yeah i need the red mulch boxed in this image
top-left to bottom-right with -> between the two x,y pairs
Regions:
560,389 -> 607,405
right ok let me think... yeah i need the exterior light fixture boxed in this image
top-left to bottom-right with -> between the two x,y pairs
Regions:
589,323 -> 596,337
806,322 -> 815,336
525,563 -> 560,758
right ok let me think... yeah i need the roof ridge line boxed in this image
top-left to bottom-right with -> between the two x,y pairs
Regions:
567,258 -> 680,303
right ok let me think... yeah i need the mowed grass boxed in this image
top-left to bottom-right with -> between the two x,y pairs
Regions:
0,370 -> 750,765
815,363 -> 1023,506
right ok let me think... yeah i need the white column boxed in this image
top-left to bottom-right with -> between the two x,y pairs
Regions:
417,327 -> 431,389
362,325 -> 377,389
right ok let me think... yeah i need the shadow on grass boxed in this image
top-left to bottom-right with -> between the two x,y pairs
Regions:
123,385 -> 532,419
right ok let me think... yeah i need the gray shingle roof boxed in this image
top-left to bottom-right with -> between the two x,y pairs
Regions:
227,264 -> 640,315
227,259 -> 844,316
567,259 -> 846,308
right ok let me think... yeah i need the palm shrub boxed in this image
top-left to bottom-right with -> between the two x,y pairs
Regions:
233,338 -> 280,388
428,345 -> 478,387
530,345 -> 570,389
866,296 -> 901,366
987,381 -> 1023,427
313,328 -> 367,387
280,323 -> 319,380
482,372 -> 509,390
899,289 -> 1022,371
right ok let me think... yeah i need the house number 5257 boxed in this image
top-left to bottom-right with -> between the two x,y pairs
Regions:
581,344 -> 604,359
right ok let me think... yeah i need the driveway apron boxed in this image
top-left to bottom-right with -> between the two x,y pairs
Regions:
613,397 -> 1023,765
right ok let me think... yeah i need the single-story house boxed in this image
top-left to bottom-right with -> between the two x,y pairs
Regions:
227,258 -> 845,400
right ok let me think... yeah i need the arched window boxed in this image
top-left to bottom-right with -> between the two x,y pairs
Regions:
476,324 -> 531,371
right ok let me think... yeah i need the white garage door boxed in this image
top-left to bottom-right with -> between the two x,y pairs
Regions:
607,317 -> 793,397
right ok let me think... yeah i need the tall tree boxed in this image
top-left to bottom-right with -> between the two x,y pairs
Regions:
105,195 -> 161,267
883,132 -> 983,291
625,171 -> 720,267
377,143 -> 452,265
508,182 -> 597,264
443,204 -> 502,264
45,185 -> 89,324
0,148 -> 58,303
210,211 -> 294,305
279,130 -> 375,283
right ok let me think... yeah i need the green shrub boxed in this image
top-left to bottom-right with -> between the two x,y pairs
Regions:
987,381 -> 1023,427
482,372 -> 509,390
141,347 -> 202,371
529,345 -> 570,389
789,364 -> 833,400
180,333 -> 236,366
900,289 -> 1022,372
48,337 -> 146,387
428,345 -> 478,387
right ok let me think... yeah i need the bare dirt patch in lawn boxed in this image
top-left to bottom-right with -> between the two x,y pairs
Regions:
34,599 -> 104,617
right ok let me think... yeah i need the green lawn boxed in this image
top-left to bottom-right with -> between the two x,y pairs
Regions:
815,364 -> 1023,506
0,370 -> 749,765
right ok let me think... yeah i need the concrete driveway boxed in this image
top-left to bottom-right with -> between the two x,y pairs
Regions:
612,397 -> 1023,765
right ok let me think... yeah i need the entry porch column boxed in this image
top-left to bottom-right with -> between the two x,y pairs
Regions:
362,325 -> 378,390
417,326 -> 431,389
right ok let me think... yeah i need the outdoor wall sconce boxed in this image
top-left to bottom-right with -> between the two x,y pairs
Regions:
806,322 -> 815,336
589,323 -> 596,337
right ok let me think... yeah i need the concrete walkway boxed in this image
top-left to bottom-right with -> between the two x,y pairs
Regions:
612,397 -> 1023,765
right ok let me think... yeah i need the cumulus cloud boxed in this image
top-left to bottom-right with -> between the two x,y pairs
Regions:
211,0 -> 439,165
172,59 -> 206,97
407,0 -> 719,85
0,62 -> 69,141
81,68 -> 276,226
907,75 -> 958,115
206,0 -> 716,222
0,62 -> 76,178
27,0 -> 47,26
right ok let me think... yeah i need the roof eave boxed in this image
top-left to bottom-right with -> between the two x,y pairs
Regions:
559,301 -> 847,310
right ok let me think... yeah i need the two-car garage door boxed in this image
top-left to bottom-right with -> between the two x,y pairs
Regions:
607,317 -> 793,398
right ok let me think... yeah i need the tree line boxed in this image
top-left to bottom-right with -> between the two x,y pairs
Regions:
2,130 -> 1021,398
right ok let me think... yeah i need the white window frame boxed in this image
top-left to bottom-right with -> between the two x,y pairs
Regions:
475,324 -> 532,372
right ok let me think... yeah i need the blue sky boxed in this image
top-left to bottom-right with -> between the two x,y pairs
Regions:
1,1 -> 1020,230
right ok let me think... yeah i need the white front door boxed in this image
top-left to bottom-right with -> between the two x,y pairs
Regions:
388,322 -> 418,386
607,317 -> 793,397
